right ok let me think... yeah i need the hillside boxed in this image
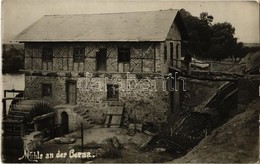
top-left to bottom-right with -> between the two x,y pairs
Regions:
172,98 -> 259,163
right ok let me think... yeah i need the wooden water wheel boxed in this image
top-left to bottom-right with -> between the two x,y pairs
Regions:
3,100 -> 55,136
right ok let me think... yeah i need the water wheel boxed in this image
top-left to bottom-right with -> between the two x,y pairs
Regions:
3,100 -> 54,136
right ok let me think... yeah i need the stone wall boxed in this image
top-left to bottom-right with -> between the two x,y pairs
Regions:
24,73 -> 170,124
24,75 -> 67,105
76,74 -> 169,124
54,105 -> 85,132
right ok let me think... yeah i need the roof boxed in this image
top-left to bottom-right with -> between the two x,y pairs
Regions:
15,9 -> 188,42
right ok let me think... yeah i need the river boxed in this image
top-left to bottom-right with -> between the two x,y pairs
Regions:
2,74 -> 25,110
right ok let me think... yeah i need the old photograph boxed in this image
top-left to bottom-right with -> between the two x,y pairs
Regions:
1,0 -> 260,163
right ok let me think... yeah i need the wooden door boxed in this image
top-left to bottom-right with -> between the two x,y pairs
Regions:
61,111 -> 69,134
96,48 -> 107,71
66,81 -> 76,104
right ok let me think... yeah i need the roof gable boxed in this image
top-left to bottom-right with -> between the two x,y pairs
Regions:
15,9 -> 185,42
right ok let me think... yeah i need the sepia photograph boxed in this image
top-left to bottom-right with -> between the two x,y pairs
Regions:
1,0 -> 260,163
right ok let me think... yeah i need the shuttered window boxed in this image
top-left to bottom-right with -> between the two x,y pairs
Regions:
164,44 -> 167,63
107,84 -> 119,101
73,48 -> 85,62
42,84 -> 52,97
118,48 -> 130,63
42,48 -> 53,62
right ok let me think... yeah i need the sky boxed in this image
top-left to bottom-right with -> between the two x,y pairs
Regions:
1,0 -> 259,44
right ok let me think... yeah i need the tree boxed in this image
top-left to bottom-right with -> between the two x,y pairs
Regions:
180,9 -> 213,58
209,22 -> 238,60
2,45 -> 24,74
180,9 -> 247,60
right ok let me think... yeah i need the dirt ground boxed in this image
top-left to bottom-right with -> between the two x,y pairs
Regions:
171,98 -> 259,163
36,127 -> 178,163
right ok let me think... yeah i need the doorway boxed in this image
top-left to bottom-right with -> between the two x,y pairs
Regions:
96,48 -> 107,71
61,111 -> 69,134
66,80 -> 76,104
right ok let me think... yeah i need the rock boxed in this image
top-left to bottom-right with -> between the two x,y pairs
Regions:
112,136 -> 120,149
154,148 -> 166,152
143,130 -> 155,136
140,136 -> 153,149
227,131 -> 233,135
54,137 -> 76,144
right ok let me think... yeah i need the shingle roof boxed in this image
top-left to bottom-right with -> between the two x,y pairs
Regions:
15,9 -> 186,42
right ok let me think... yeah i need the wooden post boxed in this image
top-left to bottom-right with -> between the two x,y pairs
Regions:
20,123 -> 25,137
2,99 -> 6,120
34,122 -> 38,131
81,123 -> 84,152
209,62 -> 212,72
187,62 -> 191,75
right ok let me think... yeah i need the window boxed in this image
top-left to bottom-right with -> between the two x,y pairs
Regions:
118,48 -> 130,63
96,48 -> 107,71
107,84 -> 119,100
42,48 -> 53,62
164,44 -> 167,63
42,84 -> 52,97
73,48 -> 85,62
176,44 -> 179,59
170,42 -> 174,61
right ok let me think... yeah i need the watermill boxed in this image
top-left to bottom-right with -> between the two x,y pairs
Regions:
3,100 -> 55,137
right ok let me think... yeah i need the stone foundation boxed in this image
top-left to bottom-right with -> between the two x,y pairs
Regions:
24,74 -> 170,124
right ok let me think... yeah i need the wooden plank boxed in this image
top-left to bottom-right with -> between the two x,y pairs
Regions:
33,112 -> 55,121
110,115 -> 122,127
4,89 -> 24,93
2,97 -> 23,101
3,120 -> 23,124
104,115 -> 112,128
13,105 -> 33,111
7,115 -> 24,119
106,106 -> 123,115
9,111 -> 30,115
19,100 -> 41,105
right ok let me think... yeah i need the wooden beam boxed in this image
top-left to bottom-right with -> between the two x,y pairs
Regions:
169,66 -> 243,81
4,89 -> 24,93
33,112 -> 55,122
2,97 -> 24,101
19,69 -> 171,77
3,119 -> 23,124
2,99 -> 6,120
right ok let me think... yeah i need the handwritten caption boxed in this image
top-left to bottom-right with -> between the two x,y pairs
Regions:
19,149 -> 96,162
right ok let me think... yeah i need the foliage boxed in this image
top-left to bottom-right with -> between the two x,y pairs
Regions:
2,44 -> 24,74
180,9 -> 250,61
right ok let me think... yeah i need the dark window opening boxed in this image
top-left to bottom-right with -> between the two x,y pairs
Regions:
73,48 -> 85,62
170,42 -> 173,65
107,84 -> 119,101
96,48 -> 107,71
42,48 -> 53,62
164,44 -> 167,63
170,42 -> 174,60
176,44 -> 179,59
118,48 -> 130,63
42,84 -> 52,97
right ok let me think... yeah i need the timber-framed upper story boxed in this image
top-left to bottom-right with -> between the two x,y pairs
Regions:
15,9 -> 188,75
